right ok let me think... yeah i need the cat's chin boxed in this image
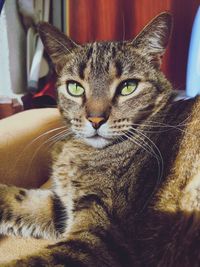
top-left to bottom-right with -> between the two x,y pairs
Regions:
83,136 -> 111,149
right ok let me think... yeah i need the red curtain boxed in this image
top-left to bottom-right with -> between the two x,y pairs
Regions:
68,0 -> 200,91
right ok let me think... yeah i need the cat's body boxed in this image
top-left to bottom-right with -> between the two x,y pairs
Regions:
1,13 -> 200,266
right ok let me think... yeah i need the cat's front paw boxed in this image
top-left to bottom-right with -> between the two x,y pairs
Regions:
0,184 -> 13,220
0,184 -> 28,237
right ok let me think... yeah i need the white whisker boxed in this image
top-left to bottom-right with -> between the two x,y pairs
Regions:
127,127 -> 164,213
123,132 -> 155,157
23,129 -> 72,180
10,125 -> 68,178
24,126 -> 68,151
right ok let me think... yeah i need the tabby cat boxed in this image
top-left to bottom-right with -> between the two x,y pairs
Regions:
1,12 -> 200,266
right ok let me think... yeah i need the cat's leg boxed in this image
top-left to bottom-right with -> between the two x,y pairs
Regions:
0,184 -> 67,239
1,225 -> 135,267
1,234 -> 123,267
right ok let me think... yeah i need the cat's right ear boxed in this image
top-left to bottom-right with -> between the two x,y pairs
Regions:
37,22 -> 78,72
131,12 -> 173,68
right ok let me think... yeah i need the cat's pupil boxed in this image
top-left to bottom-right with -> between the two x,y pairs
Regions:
67,81 -> 85,97
119,80 -> 138,96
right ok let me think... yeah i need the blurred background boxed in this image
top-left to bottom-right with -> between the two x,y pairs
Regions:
0,0 -> 200,118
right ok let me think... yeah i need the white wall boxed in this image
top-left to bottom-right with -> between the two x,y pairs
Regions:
0,0 -> 27,96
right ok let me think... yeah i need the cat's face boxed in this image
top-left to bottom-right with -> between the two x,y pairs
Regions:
38,13 -> 172,148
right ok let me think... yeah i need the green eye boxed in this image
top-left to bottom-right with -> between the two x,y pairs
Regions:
67,81 -> 85,97
120,80 -> 138,96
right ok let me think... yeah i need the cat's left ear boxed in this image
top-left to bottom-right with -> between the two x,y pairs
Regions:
131,12 -> 173,68
37,22 -> 78,73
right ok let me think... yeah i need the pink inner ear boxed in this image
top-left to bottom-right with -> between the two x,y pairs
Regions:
150,54 -> 164,69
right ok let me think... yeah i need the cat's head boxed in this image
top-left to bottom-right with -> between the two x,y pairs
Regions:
38,12 -> 173,149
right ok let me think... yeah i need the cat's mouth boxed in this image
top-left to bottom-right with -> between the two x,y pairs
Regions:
83,134 -> 111,149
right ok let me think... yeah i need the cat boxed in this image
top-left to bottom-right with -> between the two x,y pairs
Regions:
1,12 -> 200,266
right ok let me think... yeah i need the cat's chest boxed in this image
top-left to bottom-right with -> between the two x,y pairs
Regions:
52,142 -> 89,180
51,139 -> 138,199
52,139 -> 120,177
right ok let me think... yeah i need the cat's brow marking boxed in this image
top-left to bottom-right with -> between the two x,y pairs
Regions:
78,62 -> 87,79
115,60 -> 123,78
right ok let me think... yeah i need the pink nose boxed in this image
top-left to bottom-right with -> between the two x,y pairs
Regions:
88,116 -> 105,129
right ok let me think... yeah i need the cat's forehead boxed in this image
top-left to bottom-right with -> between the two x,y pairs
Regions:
84,41 -> 124,61
63,40 -> 147,83
83,41 -> 124,77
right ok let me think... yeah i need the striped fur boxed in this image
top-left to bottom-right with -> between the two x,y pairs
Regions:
2,13 -> 200,266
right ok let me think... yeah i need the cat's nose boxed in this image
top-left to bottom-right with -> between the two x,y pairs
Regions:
88,116 -> 106,129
